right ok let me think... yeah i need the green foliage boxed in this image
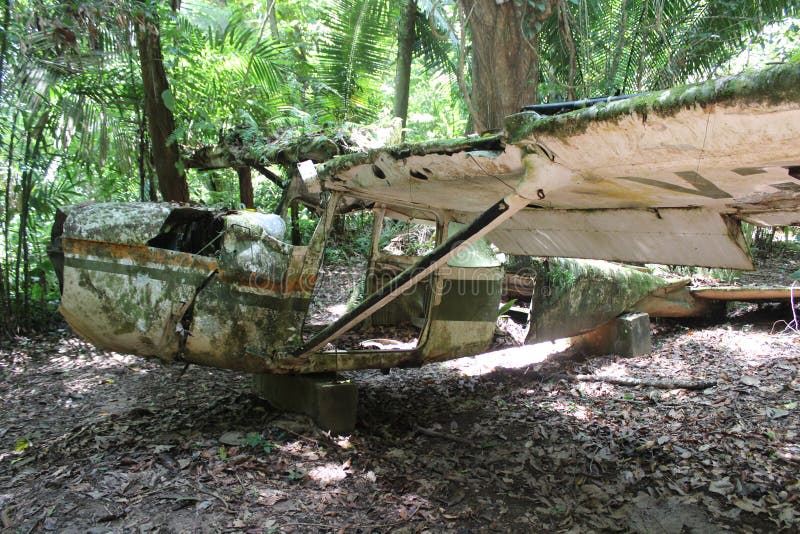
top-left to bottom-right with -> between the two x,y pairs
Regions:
404,65 -> 468,140
546,263 -> 577,290
497,299 -> 517,318
531,0 -> 800,100
243,432 -> 275,454
380,220 -> 436,256
14,436 -> 31,452
291,205 -> 319,243
325,211 -> 376,263
315,0 -> 397,123
167,1 -> 290,144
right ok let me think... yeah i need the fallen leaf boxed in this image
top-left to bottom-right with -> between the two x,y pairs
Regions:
258,489 -> 287,506
195,500 -> 213,511
779,507 -> 796,525
732,497 -> 766,514
741,376 -> 760,387
218,431 -> 244,446
580,483 -> 609,501
13,437 -> 31,452
709,477 -> 735,496
765,407 -> 789,419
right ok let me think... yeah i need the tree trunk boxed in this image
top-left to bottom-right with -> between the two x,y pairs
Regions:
135,8 -> 189,203
2,111 -> 17,317
290,200 -> 301,245
0,0 -> 11,96
393,0 -> 416,138
137,109 -> 148,201
267,0 -> 280,38
459,0 -> 547,132
16,112 -> 48,324
238,166 -> 255,209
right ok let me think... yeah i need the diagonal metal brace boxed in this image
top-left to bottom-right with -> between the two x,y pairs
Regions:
293,193 -> 529,357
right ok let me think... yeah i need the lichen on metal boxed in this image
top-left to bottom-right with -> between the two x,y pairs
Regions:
315,134 -> 507,180
62,202 -> 176,244
525,258 -> 671,343
220,212 -> 290,278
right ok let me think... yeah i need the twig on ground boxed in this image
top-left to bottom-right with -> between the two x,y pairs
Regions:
414,425 -> 474,446
1,507 -> 13,530
530,370 -> 715,390
570,374 -> 716,390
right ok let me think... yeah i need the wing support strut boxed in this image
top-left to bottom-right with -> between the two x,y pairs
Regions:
292,193 -> 529,357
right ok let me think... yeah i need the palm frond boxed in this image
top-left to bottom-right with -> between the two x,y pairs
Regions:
315,0 -> 396,122
414,4 -> 457,76
534,0 -> 800,101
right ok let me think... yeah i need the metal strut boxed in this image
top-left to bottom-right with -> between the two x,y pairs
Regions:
293,193 -> 528,357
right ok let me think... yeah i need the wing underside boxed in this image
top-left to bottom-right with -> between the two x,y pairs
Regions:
310,63 -> 800,269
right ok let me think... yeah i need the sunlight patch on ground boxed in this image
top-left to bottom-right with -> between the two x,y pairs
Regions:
546,400 -> 593,421
307,462 -> 349,486
326,303 -> 348,317
718,331 -> 787,365
691,327 -> 800,367
442,339 -> 571,377
591,361 -> 630,378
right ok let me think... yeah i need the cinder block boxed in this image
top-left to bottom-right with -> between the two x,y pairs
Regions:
572,312 -> 651,357
253,373 -> 358,434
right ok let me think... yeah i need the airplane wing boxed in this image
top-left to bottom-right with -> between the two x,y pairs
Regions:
307,62 -> 800,270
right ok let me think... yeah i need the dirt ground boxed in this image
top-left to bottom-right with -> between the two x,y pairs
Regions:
1,308 -> 799,532
1,251 -> 800,533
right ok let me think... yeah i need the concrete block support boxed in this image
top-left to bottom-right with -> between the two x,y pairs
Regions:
253,373 -> 358,434
573,312 -> 651,357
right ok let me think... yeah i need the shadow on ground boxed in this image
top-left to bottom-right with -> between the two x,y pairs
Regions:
1,309 -> 798,532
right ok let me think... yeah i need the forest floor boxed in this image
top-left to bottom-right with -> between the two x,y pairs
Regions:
2,250 -> 800,533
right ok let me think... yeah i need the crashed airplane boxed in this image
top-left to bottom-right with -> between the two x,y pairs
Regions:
51,63 -> 800,378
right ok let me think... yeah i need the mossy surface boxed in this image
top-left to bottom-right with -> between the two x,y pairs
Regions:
527,258 -> 670,342
505,62 -> 800,143
317,134 -> 506,179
